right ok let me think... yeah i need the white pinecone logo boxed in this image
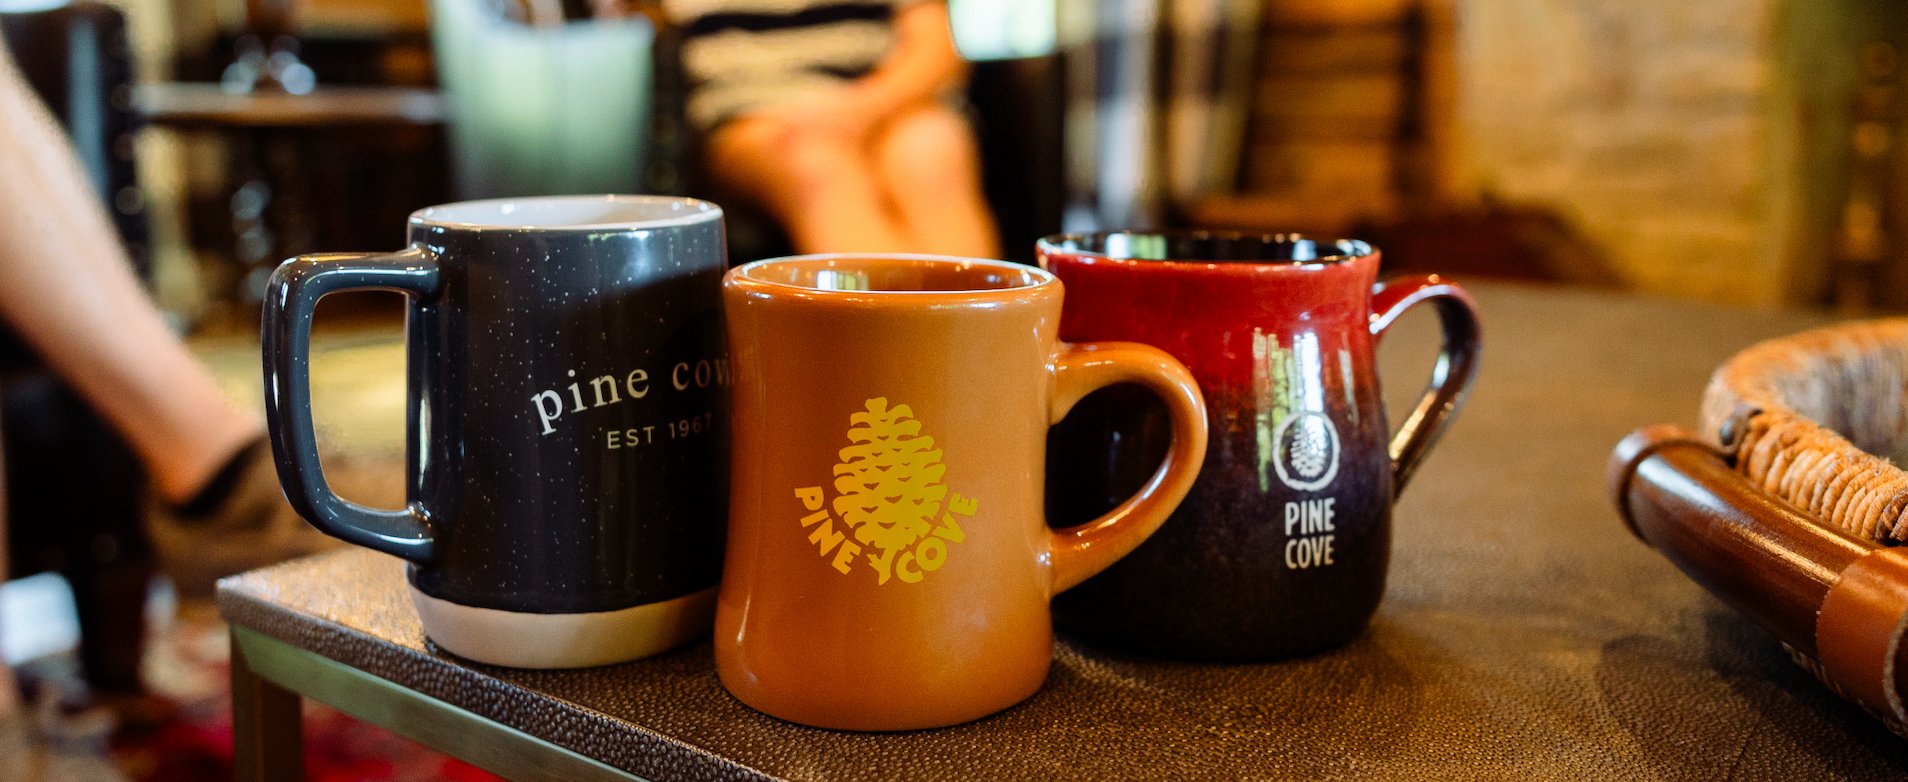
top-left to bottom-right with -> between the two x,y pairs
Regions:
1290,415 -> 1330,479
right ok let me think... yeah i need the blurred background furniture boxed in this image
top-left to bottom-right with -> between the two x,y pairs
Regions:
143,0 -> 447,315
0,0 -> 157,699
133,81 -> 447,303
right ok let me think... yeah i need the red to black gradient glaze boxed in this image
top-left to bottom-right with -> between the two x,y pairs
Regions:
1039,232 -> 1481,660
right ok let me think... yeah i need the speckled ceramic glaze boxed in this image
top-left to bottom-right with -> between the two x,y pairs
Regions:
263,195 -> 730,668
1039,232 -> 1480,660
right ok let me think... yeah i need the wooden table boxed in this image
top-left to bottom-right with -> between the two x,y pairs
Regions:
218,282 -> 1908,780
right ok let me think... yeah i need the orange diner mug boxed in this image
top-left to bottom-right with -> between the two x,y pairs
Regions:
718,254 -> 1208,730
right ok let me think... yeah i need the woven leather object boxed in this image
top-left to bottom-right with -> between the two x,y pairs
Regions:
1654,318 -> 1908,736
1701,319 -> 1908,543
221,285 -> 1908,779
1613,427 -> 1908,737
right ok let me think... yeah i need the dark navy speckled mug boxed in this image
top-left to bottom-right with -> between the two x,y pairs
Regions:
262,195 -> 729,668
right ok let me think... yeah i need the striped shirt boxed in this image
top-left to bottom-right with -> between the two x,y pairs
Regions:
664,0 -> 909,129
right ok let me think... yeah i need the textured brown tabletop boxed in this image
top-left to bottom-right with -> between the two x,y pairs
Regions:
218,282 -> 1908,780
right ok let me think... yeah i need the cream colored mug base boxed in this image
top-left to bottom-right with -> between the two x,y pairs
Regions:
409,585 -> 715,669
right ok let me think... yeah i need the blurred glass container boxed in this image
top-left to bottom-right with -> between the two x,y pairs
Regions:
430,0 -> 652,198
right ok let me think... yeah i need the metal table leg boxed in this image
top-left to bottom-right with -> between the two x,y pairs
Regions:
228,627 -> 644,782
232,630 -> 305,782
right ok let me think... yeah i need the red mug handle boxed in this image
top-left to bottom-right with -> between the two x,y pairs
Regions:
1369,275 -> 1481,495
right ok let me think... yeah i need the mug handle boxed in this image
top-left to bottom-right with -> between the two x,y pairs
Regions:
261,248 -> 440,564
1046,342 -> 1208,593
1369,274 -> 1482,495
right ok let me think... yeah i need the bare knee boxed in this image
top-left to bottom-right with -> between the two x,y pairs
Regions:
778,132 -> 864,195
877,105 -> 981,194
709,119 -> 866,206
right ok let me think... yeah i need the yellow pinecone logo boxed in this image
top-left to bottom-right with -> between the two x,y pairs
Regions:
792,397 -> 974,585
833,398 -> 948,554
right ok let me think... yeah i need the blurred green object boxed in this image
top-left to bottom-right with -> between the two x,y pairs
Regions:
949,0 -> 1055,61
430,0 -> 652,199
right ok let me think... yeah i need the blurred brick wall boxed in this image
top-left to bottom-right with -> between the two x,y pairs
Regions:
1451,1 -> 1787,304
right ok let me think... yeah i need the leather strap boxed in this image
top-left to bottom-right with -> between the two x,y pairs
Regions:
1816,546 -> 1908,721
1607,425 -> 1732,540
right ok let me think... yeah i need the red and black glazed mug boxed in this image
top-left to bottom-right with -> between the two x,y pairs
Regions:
1039,232 -> 1481,660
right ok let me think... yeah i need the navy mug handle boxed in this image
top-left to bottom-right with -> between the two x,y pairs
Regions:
262,248 -> 440,564
1369,274 -> 1482,495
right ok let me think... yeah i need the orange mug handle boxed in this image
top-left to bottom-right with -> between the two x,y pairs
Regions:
1045,342 -> 1208,594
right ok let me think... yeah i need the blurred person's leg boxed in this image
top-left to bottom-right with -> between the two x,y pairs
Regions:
875,103 -> 1001,259
706,115 -> 913,254
0,40 -> 331,602
0,41 -> 262,507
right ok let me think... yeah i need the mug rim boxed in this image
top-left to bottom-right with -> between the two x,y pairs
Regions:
727,253 -> 1056,303
409,194 -> 723,232
1036,230 -> 1374,267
